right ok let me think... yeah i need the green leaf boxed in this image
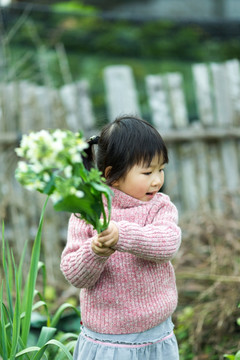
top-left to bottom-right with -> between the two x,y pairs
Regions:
0,284 -> 8,359
18,237 -> 28,296
9,258 -> 21,359
21,198 -> 49,346
53,190 -> 105,232
57,340 -> 77,360
50,303 -> 80,328
54,194 -> 94,214
58,332 -> 78,343
2,223 -> 14,322
31,339 -> 73,360
235,351 -> 240,360
2,301 -> 13,331
37,326 -> 57,347
224,356 -> 235,360
15,346 -> 40,358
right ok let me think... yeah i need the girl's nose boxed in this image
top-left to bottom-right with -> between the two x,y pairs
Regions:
152,174 -> 163,187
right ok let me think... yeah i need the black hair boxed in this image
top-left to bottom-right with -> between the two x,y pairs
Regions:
84,115 -> 168,185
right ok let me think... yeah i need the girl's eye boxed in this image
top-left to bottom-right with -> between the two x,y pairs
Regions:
143,172 -> 151,175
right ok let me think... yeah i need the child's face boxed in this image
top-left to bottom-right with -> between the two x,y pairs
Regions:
112,154 -> 165,201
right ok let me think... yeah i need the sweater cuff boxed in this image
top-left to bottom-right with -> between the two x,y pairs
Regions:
111,221 -> 128,252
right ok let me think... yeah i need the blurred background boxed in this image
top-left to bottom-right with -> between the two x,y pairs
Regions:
0,1 -> 240,359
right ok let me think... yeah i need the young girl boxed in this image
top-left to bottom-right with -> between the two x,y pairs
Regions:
60,115 -> 181,360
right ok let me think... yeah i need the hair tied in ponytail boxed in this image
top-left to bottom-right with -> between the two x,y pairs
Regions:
88,135 -> 100,146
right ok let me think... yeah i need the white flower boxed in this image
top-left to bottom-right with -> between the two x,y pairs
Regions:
71,153 -> 82,163
53,138 -> 64,152
70,187 -> 76,195
18,161 -> 28,173
35,180 -> 45,190
53,129 -> 67,140
31,162 -> 44,173
64,165 -> 72,178
20,133 -> 31,149
76,138 -> 88,152
34,130 -> 53,143
43,172 -> 51,182
15,147 -> 24,157
76,190 -> 84,198
51,192 -> 63,204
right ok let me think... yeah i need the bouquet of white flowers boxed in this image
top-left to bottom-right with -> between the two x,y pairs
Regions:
15,129 -> 113,233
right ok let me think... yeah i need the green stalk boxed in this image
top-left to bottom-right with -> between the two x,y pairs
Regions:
9,255 -> 21,360
2,222 -> 13,322
21,197 -> 49,347
0,285 -> 8,359
18,237 -> 28,294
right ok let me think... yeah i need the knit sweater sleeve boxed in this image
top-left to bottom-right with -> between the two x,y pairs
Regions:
60,214 -> 109,288
113,195 -> 181,262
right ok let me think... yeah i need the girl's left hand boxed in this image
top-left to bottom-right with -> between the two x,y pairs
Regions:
97,221 -> 119,248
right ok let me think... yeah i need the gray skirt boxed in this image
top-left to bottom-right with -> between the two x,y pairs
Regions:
73,317 -> 179,360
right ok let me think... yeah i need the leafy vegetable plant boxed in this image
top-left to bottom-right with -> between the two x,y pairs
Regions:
15,129 -> 113,233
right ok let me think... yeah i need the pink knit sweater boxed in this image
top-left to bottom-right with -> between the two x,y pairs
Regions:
60,188 -> 181,334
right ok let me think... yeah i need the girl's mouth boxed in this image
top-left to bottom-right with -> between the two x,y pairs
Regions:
146,192 -> 155,197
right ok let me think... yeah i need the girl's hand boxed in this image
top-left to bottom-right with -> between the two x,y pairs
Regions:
98,221 -> 119,248
91,237 -> 115,257
91,222 -> 119,257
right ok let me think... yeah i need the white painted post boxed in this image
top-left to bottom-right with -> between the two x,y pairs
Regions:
60,81 -> 96,136
103,65 -> 141,121
144,72 -> 181,212
1,82 -> 20,131
208,144 -> 224,212
0,83 -> 5,132
60,83 -> 79,132
145,74 -> 172,130
167,72 -> 199,213
192,63 -> 215,126
210,62 -> 234,126
225,59 -> 240,126
166,73 -> 188,128
76,80 -> 96,136
35,85 -> 54,129
210,61 -> 240,204
191,123 -> 210,211
19,81 -> 38,133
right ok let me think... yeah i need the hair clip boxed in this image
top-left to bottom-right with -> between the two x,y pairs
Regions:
88,135 -> 100,145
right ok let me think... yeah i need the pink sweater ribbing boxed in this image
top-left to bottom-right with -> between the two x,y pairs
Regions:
60,188 -> 181,334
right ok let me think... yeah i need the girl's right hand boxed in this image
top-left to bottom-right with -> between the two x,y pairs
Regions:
91,236 -> 115,257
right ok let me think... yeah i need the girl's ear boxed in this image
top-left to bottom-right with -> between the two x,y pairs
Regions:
104,166 -> 112,179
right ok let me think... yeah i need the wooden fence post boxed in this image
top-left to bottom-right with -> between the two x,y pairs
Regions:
192,63 -> 223,212
211,61 -> 240,210
145,75 -> 172,130
167,73 -> 200,213
103,65 -> 141,121
192,63 -> 215,127
75,80 -> 96,137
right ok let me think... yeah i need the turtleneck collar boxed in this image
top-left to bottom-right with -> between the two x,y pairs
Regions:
106,187 -> 157,209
